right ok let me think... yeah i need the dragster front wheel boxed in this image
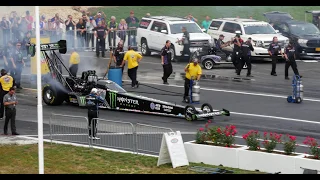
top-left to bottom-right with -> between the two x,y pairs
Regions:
184,105 -> 197,121
201,103 -> 213,113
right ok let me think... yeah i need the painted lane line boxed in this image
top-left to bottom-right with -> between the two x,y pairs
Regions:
122,80 -> 320,102
19,136 -> 158,157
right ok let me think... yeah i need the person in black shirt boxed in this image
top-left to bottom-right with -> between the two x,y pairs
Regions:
161,40 -> 173,84
268,36 -> 283,76
177,27 -> 190,62
3,41 -> 14,74
113,41 -> 125,74
94,21 -> 107,58
76,18 -> 87,50
65,15 -> 76,49
232,34 -> 244,73
284,41 -> 301,80
238,37 -> 254,76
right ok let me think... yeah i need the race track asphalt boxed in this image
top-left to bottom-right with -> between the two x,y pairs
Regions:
1,50 -> 320,155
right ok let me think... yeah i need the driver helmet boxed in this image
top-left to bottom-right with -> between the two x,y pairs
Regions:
91,88 -> 98,94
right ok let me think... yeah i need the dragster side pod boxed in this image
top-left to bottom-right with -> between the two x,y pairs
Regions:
29,40 -> 67,57
222,109 -> 230,116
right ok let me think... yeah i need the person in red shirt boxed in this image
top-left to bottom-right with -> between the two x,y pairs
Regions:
25,11 -> 33,33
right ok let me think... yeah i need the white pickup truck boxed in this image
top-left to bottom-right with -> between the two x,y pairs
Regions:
207,18 -> 289,59
137,16 -> 213,62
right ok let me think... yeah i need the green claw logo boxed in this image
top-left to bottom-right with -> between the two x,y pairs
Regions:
109,92 -> 117,108
79,96 -> 86,106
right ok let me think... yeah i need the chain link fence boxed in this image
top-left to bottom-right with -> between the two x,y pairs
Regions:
49,113 -> 175,155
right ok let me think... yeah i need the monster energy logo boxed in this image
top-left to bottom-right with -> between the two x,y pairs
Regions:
109,92 -> 117,108
79,96 -> 86,106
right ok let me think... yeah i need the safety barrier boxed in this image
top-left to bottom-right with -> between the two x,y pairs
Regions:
49,113 -> 91,147
90,118 -> 135,152
135,123 -> 174,155
48,113 -> 175,155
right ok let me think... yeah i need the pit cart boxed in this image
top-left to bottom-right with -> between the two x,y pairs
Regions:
30,40 -> 231,121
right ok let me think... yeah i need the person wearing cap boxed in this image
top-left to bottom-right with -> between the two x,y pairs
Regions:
177,27 -> 191,62
113,41 -> 125,74
107,16 -> 118,51
11,42 -> 25,89
0,69 -> 15,120
161,40 -> 173,85
25,10 -> 34,33
86,88 -> 105,140
94,11 -> 106,25
120,46 -> 143,88
183,58 -> 202,103
284,41 -> 301,80
268,36 -> 283,76
40,15 -> 47,35
216,34 -> 232,56
69,48 -> 80,77
86,16 -> 97,51
125,11 -> 139,25
231,33 -> 244,72
3,41 -> 14,74
3,87 -> 19,135
238,37 -> 254,77
93,21 -> 107,58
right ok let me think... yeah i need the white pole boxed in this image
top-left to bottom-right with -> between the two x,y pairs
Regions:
35,6 -> 44,174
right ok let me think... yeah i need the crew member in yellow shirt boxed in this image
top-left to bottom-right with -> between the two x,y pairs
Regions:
183,58 -> 202,103
0,69 -> 14,119
69,48 -> 80,77
120,46 -> 143,88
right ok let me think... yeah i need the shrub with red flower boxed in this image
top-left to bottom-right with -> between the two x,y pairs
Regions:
195,121 -> 211,144
221,125 -> 237,147
303,137 -> 320,160
207,126 -> 223,146
263,132 -> 282,153
283,134 -> 297,155
243,130 -> 260,151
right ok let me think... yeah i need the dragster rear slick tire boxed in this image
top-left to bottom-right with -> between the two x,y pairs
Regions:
42,84 -> 67,106
184,105 -> 198,121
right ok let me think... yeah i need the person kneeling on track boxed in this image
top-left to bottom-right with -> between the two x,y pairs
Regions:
120,46 -> 143,88
284,41 -> 302,80
69,48 -> 80,77
183,58 -> 202,103
86,88 -> 105,140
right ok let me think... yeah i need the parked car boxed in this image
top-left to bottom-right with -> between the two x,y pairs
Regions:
136,16 -> 213,62
207,18 -> 289,60
264,11 -> 320,60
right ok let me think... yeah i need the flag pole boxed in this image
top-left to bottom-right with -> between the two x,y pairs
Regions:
35,6 -> 44,174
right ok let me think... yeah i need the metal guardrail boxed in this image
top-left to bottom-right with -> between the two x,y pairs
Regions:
91,118 -> 135,152
49,113 -> 174,155
49,113 -> 90,147
135,123 -> 174,154
1,28 -> 138,50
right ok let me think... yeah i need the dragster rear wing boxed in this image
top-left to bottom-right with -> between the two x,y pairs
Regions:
29,40 -> 67,57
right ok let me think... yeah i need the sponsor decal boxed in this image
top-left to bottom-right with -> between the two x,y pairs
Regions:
162,104 -> 173,113
78,96 -> 86,106
150,103 -> 161,111
171,138 -> 178,143
69,97 -> 78,103
109,92 -> 117,108
196,111 -> 223,118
